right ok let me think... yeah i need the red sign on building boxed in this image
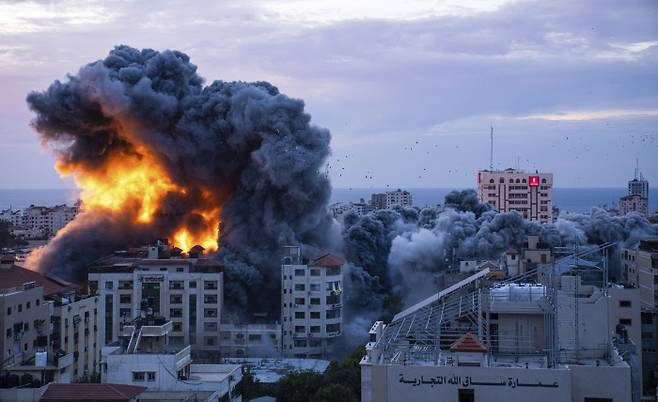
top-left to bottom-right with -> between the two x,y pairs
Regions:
529,176 -> 540,187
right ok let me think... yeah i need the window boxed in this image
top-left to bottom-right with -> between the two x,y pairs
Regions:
458,389 -> 475,402
294,269 -> 305,276
204,322 -> 218,331
619,318 -> 632,326
294,284 -> 305,291
204,281 -> 218,290
173,322 -> 183,332
18,304 -> 22,312
205,336 -> 217,346
310,298 -> 321,305
326,295 -> 340,305
170,308 -> 183,318
327,267 -> 341,276
189,281 -> 197,288
6,328 -> 11,338
310,269 -> 321,276
295,326 -> 305,333
294,298 -> 305,305
119,281 -> 133,289
619,300 -> 632,308
170,294 -> 183,304
204,295 -> 218,304
326,323 -> 340,333
6,307 -> 11,315
26,302 -> 30,309
310,284 -> 320,291
310,325 -> 321,333
133,372 -> 145,381
169,281 -> 184,290
310,312 -> 321,319
119,294 -> 131,304
295,312 -> 305,319
642,314 -> 653,324
119,308 -> 131,317
326,309 -> 340,319
204,308 -> 218,318
294,339 -> 307,347
249,334 -> 262,342
105,282 -> 113,290
147,372 -> 156,381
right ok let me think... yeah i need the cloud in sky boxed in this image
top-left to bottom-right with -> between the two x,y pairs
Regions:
0,0 -> 656,189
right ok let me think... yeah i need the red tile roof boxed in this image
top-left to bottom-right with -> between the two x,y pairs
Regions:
40,383 -> 146,401
0,265 -> 73,295
449,332 -> 488,353
311,253 -> 344,267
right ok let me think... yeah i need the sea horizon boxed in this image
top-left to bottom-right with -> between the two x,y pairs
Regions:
1,187 -> 656,214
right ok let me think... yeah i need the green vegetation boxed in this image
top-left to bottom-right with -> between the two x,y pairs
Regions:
0,220 -> 26,249
241,346 -> 365,402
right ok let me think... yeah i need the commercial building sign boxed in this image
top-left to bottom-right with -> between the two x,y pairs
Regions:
139,275 -> 164,283
529,176 -> 540,187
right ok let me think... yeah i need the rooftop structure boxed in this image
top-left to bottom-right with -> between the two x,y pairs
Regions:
40,383 -> 146,402
101,315 -> 242,402
361,243 -> 639,402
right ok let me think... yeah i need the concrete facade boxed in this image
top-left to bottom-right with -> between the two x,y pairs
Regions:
281,246 -> 343,358
477,169 -> 553,223
88,243 -> 223,357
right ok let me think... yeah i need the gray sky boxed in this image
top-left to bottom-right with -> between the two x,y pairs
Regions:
1,0 -> 657,189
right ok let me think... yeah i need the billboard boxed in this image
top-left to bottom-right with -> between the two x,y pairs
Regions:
529,176 -> 539,187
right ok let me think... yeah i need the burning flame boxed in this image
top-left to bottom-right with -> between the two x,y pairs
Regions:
56,144 -> 219,253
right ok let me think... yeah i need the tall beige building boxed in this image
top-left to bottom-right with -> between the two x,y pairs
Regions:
281,246 -> 343,358
477,168 -> 553,223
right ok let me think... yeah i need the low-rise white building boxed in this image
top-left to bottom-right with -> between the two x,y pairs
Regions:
101,316 -> 242,402
219,323 -> 282,358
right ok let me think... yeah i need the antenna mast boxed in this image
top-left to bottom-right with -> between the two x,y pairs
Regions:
489,123 -> 494,170
635,158 -> 639,180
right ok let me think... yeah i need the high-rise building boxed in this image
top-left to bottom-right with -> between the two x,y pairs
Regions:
477,168 -> 553,223
281,246 -> 343,358
87,240 -> 223,358
621,167 -> 649,216
371,189 -> 413,210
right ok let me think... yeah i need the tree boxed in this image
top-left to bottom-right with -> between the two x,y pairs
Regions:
312,383 -> 357,402
0,220 -> 26,249
276,370 -> 323,402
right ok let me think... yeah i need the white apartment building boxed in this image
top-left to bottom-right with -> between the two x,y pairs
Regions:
362,269 -> 638,402
50,291 -> 100,381
0,208 -> 22,226
628,174 -> 649,200
21,204 -> 79,238
477,169 -> 553,223
0,255 -> 76,384
101,316 -> 242,402
281,246 -> 343,358
371,189 -> 413,209
620,194 -> 649,216
88,241 -> 223,358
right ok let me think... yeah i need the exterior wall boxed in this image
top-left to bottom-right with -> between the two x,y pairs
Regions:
495,313 -> 545,355
281,248 -> 343,358
52,295 -> 99,380
570,364 -> 632,402
620,194 -> 649,216
219,323 -> 282,357
477,170 -> 553,223
362,362 -> 631,402
0,285 -> 50,363
363,363 -> 572,402
89,264 -> 222,355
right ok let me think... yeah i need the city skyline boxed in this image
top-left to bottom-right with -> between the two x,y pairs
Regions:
1,0 -> 657,189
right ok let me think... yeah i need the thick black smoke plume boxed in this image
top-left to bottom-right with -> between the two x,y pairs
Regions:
27,46 -> 334,316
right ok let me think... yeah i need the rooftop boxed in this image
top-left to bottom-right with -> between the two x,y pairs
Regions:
311,253 -> 343,268
40,383 -> 146,402
0,261 -> 73,295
